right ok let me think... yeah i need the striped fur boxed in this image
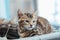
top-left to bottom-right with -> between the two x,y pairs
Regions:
18,9 -> 53,38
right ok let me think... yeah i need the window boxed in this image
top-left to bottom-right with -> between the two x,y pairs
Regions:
0,0 -> 60,26
0,0 -> 10,20
0,0 -> 7,19
37,0 -> 60,26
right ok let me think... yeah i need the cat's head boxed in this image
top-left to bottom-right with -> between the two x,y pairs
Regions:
18,9 -> 37,30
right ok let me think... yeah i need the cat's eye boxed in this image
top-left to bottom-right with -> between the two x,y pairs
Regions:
33,21 -> 35,23
25,20 -> 29,22
19,16 -> 20,18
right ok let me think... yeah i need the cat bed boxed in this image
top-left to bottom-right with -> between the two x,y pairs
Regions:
0,32 -> 60,40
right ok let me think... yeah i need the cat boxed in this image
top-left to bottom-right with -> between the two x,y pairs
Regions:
0,19 -> 20,38
17,9 -> 53,38
0,19 -> 9,37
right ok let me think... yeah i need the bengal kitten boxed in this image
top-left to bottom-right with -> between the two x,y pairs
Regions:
18,9 -> 53,38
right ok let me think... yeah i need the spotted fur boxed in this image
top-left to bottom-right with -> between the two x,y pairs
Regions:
18,9 -> 53,38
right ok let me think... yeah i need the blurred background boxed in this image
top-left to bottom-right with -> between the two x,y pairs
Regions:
0,0 -> 60,30
37,0 -> 60,31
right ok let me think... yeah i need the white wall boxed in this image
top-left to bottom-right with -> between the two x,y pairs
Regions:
9,0 -> 37,20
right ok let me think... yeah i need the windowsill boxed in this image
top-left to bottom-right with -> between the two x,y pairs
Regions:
0,32 -> 60,40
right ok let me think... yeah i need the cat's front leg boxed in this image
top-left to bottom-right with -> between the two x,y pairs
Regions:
19,31 -> 33,38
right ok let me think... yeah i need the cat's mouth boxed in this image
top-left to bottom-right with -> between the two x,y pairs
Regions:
26,27 -> 33,30
24,25 -> 36,30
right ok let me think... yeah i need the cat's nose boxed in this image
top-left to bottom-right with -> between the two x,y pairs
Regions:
30,25 -> 32,27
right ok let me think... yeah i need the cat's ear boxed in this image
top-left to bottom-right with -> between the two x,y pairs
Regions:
30,8 -> 38,15
17,9 -> 23,16
32,10 -> 38,16
17,9 -> 23,18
